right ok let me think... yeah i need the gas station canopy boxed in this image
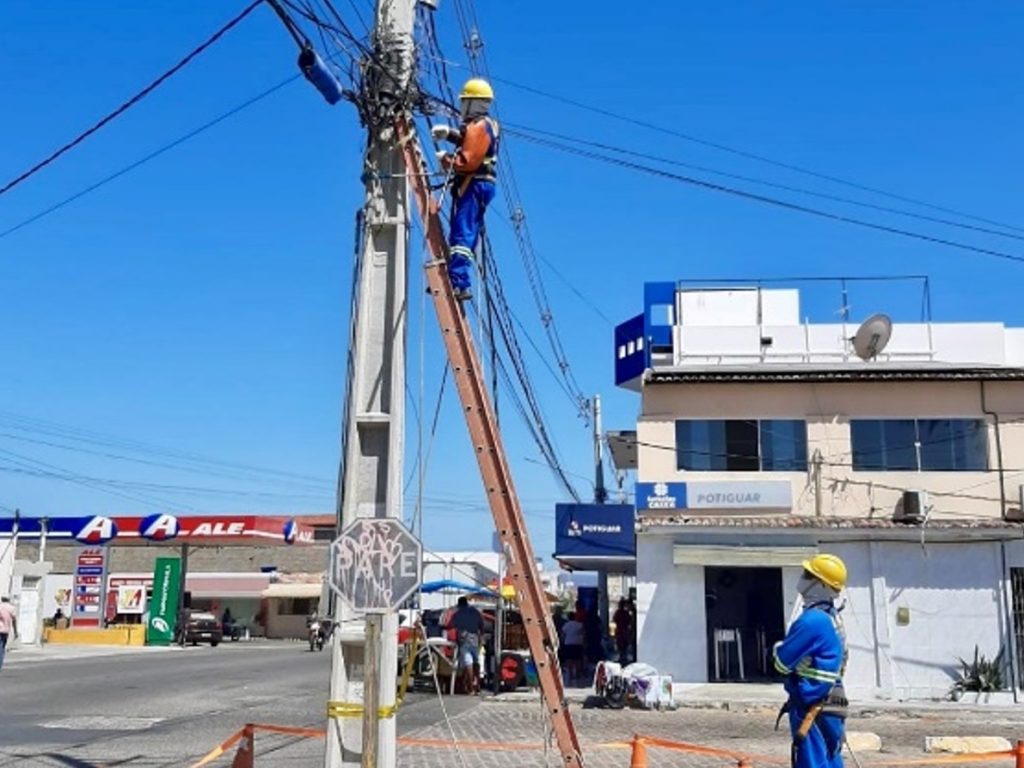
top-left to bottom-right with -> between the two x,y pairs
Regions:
0,513 -> 315,546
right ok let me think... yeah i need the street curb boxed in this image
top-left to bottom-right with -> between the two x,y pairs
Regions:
925,736 -> 1013,754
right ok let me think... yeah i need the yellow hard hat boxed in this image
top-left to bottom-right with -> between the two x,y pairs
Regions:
802,554 -> 847,590
460,78 -> 494,101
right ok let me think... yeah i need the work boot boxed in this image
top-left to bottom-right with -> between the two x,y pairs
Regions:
453,287 -> 472,302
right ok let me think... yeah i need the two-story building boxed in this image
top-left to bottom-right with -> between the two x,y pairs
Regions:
614,281 -> 1024,700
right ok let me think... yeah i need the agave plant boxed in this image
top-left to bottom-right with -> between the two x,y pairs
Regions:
951,645 -> 1005,698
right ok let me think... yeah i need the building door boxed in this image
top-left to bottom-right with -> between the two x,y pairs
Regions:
18,577 -> 41,646
704,566 -> 784,682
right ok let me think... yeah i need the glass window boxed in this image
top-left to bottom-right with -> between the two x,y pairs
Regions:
761,420 -> 809,471
851,419 -> 987,471
919,419 -> 987,471
676,420 -> 718,471
851,420 -> 916,471
676,419 -> 804,471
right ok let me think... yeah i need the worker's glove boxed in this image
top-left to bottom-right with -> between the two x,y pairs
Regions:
430,124 -> 451,141
435,150 -> 452,168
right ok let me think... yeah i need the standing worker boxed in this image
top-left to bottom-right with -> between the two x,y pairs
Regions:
431,78 -> 499,301
773,554 -> 849,768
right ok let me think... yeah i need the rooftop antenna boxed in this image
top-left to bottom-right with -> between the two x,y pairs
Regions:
852,313 -> 893,361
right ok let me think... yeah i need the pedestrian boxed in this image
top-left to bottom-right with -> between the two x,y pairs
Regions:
561,609 -> 585,686
773,555 -> 849,768
445,596 -> 484,695
613,598 -> 633,664
0,596 -> 19,671
431,78 -> 499,302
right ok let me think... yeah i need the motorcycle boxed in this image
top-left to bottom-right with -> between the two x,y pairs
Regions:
308,619 -> 332,652
593,661 -> 673,710
308,621 -> 323,651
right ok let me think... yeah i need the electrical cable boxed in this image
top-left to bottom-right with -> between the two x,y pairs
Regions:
507,129 -> 1024,266
0,73 -> 301,241
504,122 -> 1024,243
479,72 -> 1024,237
435,9 -> 592,422
0,412 -> 334,489
406,118 -> 582,502
0,0 -> 263,199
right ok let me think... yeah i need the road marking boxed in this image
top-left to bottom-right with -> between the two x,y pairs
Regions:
41,716 -> 164,731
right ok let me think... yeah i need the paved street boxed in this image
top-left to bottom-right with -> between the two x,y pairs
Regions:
2,644 -> 1023,767
0,642 -> 477,767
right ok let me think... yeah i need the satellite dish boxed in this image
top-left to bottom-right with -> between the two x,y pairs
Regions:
852,313 -> 893,361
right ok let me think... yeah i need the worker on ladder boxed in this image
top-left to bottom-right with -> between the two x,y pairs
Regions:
431,78 -> 499,301
773,554 -> 849,768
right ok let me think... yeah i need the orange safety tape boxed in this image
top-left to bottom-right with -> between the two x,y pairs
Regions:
634,733 -> 1017,768
634,734 -> 787,765
187,728 -> 246,768
397,737 -> 543,751
249,724 -> 326,739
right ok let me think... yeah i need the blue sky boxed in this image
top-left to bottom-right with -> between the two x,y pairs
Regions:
0,2 -> 1021,558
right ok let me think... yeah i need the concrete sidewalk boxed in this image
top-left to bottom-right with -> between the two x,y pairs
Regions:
4,643 -> 182,664
494,682 -> 1021,715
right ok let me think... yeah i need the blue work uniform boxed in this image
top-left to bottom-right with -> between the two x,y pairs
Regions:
448,116 -> 498,292
773,602 -> 847,768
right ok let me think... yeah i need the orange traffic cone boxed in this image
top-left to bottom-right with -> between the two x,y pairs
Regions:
231,724 -> 255,768
1014,740 -> 1024,768
630,735 -> 649,768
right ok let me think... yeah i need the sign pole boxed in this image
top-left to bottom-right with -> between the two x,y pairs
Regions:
328,519 -> 422,768
361,615 -> 381,768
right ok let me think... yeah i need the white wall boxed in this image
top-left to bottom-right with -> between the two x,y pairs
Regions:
637,534 -> 1016,699
636,536 -> 707,682
833,541 -> 1009,699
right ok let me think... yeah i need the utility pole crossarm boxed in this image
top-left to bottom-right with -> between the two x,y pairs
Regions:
395,114 -> 585,768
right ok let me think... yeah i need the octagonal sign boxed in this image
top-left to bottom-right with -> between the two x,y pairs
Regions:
329,518 -> 422,613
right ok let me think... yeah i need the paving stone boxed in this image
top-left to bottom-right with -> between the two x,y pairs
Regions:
925,736 -> 1012,755
846,731 -> 882,752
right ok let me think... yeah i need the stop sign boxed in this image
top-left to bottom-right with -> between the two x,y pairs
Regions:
328,518 -> 422,613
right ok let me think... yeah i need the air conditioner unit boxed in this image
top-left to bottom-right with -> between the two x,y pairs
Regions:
895,490 -> 927,524
1008,486 -> 1024,522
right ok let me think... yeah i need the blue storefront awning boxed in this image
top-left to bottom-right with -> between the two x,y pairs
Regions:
554,503 -> 636,574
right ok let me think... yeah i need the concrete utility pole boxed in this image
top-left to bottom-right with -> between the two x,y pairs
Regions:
593,395 -> 607,505
592,396 -> 610,633
326,0 -> 414,764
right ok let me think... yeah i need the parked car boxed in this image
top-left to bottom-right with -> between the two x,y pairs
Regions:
183,611 -> 223,646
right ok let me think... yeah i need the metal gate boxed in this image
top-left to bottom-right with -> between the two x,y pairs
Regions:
1012,568 -> 1024,689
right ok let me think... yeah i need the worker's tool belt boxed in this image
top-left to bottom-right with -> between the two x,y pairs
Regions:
453,164 -> 497,193
821,682 -> 849,718
775,683 -> 849,740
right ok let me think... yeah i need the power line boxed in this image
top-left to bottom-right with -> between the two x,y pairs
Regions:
480,72 -> 1024,237
504,122 -> 1024,244
0,410 -> 334,489
506,128 -> 1024,266
0,73 -> 301,241
0,0 -> 263,199
435,8 -> 591,422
